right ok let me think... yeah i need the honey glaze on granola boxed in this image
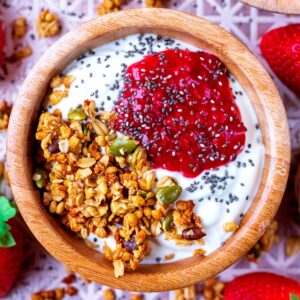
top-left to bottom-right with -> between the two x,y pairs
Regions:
43,34 -> 265,266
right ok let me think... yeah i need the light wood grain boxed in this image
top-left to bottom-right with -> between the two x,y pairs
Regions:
6,8 -> 291,292
241,0 -> 300,14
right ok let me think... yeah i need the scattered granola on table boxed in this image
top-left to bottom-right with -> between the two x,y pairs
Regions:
285,236 -> 300,257
12,17 -> 27,39
102,288 -> 116,300
97,0 -> 122,15
145,0 -> 164,7
8,45 -> 32,62
0,100 -> 12,130
203,277 -> 225,300
247,220 -> 278,262
36,9 -> 61,38
174,285 -> 196,300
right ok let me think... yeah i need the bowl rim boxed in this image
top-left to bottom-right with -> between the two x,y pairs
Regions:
241,0 -> 300,14
6,8 -> 291,292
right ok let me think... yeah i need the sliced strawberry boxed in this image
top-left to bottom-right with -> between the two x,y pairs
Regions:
224,272 -> 300,300
260,24 -> 300,97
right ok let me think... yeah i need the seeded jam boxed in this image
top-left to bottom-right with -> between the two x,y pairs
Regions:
47,34 -> 265,263
114,49 -> 246,177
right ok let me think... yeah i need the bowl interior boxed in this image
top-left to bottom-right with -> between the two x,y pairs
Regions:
7,9 -> 290,292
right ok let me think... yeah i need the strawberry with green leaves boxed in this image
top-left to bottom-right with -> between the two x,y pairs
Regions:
0,196 -> 26,297
224,272 -> 300,300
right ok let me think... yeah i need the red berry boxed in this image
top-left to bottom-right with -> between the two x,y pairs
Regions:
224,272 -> 300,300
260,24 -> 300,97
0,219 -> 26,297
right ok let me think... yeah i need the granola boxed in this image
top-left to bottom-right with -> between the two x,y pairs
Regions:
34,92 -> 205,277
36,9 -> 61,38
203,278 -> 225,300
12,17 -> 28,39
145,0 -> 164,7
8,45 -> 32,62
97,0 -> 122,15
175,286 -> 196,300
0,100 -> 12,130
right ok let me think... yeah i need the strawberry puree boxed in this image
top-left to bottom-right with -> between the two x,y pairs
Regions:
114,49 -> 246,177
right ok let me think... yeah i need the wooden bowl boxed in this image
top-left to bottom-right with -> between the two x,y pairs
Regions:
241,0 -> 300,14
6,9 -> 290,292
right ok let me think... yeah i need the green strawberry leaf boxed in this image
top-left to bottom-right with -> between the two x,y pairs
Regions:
0,196 -> 16,222
0,232 -> 15,247
0,221 -> 11,236
290,294 -> 300,300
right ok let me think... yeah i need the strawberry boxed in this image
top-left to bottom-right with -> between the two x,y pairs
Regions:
260,24 -> 300,97
224,272 -> 300,300
0,196 -> 26,297
0,22 -> 4,65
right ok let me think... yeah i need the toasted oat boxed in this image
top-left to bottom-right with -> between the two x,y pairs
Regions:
9,45 -> 32,62
97,0 -> 122,15
175,286 -> 196,300
285,236 -> 300,257
32,287 -> 65,300
223,221 -> 238,232
36,9 -> 61,38
12,17 -> 28,39
145,0 -> 163,7
203,278 -> 225,300
130,294 -> 144,300
164,253 -> 175,260
193,248 -> 206,256
0,100 -> 12,130
103,289 -> 116,300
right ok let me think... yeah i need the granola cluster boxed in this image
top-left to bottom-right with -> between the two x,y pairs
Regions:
36,9 -> 61,38
97,0 -> 122,15
12,17 -> 28,39
145,0 -> 164,8
34,83 -> 205,276
0,100 -> 12,130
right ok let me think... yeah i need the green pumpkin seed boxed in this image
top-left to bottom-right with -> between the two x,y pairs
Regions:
67,108 -> 87,121
162,210 -> 174,231
33,168 -> 48,189
110,139 -> 137,156
156,185 -> 182,205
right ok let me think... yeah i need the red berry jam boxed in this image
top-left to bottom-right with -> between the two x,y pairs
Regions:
114,49 -> 246,178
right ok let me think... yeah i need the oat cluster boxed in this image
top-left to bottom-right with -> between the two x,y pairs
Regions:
97,0 -> 122,15
203,278 -> 226,300
12,17 -> 28,39
34,77 -> 205,277
0,100 -> 12,130
145,0 -> 164,8
36,9 -> 61,38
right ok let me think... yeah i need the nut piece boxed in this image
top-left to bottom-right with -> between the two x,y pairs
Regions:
182,227 -> 205,240
113,259 -> 125,278
12,17 -> 27,39
145,0 -> 163,7
9,45 -> 32,62
36,9 -> 61,38
223,221 -> 238,232
97,0 -> 122,15
0,100 -> 12,130
285,236 -> 300,257
103,289 -> 116,300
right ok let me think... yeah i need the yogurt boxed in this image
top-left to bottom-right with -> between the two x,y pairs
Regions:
46,34 -> 265,263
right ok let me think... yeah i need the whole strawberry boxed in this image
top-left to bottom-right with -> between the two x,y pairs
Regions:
224,272 -> 300,300
0,22 -> 4,65
260,24 -> 300,97
0,196 -> 26,297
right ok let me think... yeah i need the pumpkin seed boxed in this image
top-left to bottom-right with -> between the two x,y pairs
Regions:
162,210 -> 174,231
67,108 -> 87,121
156,185 -> 182,205
110,138 -> 137,156
33,168 -> 48,188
